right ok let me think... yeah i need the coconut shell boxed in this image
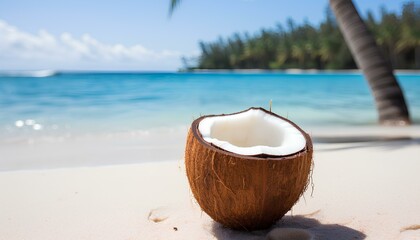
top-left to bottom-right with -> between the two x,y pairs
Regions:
185,107 -> 313,230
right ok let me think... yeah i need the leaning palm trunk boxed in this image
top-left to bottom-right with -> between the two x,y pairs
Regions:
330,0 -> 410,125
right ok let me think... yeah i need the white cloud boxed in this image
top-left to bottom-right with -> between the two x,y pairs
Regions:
0,19 -> 182,70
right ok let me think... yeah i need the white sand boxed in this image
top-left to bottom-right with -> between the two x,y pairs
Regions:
0,126 -> 420,239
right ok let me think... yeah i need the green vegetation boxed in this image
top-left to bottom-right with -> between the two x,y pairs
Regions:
182,2 -> 419,70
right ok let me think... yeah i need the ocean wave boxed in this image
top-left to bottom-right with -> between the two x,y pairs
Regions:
0,70 -> 58,78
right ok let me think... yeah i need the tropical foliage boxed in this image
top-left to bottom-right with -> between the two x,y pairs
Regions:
182,2 -> 419,70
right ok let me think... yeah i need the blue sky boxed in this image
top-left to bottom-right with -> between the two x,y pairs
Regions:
0,0 -> 409,71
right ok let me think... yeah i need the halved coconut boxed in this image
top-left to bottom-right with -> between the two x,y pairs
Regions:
185,107 -> 313,230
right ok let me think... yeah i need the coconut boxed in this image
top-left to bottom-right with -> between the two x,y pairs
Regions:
185,107 -> 313,230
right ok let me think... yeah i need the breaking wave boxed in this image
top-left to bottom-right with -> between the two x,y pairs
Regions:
0,70 -> 58,78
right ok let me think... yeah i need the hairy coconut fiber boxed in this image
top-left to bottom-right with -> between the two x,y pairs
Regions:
185,108 -> 313,230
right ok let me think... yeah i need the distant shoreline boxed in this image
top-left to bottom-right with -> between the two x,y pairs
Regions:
1,69 -> 420,75
186,69 -> 420,74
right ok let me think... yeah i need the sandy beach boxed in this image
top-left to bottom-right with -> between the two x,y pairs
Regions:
1,126 -> 420,239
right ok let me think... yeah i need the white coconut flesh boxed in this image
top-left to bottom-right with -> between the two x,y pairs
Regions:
198,109 -> 306,156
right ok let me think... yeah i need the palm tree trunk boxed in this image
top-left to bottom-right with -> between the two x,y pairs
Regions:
329,0 -> 410,125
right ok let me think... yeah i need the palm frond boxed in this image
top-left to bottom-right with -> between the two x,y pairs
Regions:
169,0 -> 182,17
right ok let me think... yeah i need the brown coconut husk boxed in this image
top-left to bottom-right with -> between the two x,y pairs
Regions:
185,107 -> 313,230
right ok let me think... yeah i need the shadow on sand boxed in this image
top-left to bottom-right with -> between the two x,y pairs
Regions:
314,136 -> 420,152
211,215 -> 366,240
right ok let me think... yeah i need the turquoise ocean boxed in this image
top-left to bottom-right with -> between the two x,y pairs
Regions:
0,72 -> 419,141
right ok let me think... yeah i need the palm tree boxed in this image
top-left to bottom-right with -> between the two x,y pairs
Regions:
170,0 -> 411,125
397,2 -> 420,69
329,0 -> 410,125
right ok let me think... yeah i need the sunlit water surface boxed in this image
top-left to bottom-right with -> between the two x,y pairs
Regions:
1,72 -> 419,142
